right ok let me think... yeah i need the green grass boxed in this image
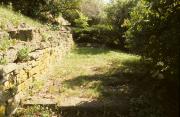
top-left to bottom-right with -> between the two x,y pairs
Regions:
0,6 -> 43,30
51,47 -> 141,99
14,47 -> 178,117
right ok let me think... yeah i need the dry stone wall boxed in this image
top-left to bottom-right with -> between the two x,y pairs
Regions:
0,28 -> 74,116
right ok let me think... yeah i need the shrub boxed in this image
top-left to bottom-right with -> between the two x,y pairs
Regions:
123,0 -> 180,77
17,47 -> 30,62
0,37 -> 11,52
73,24 -> 125,49
0,57 -> 8,65
74,11 -> 89,28
104,0 -> 136,49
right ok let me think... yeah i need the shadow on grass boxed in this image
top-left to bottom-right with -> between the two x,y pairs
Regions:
59,59 -> 179,117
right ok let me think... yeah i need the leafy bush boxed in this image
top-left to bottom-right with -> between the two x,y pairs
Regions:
123,0 -> 180,77
74,11 -> 89,28
62,9 -> 79,27
17,47 -> 30,62
104,0 -> 136,49
73,24 -> 125,49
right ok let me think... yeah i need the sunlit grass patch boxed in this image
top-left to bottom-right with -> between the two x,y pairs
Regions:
52,46 -> 141,100
14,105 -> 56,117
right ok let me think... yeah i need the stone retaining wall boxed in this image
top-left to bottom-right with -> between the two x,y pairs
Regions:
0,29 -> 74,116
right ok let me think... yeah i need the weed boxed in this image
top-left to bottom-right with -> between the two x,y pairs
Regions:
17,47 -> 30,62
0,37 -> 11,51
14,105 -> 56,117
0,56 -> 8,65
47,23 -> 61,31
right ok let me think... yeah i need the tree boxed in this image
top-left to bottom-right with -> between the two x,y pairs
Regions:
105,0 -> 136,49
80,0 -> 105,25
1,0 -> 81,23
123,0 -> 180,77
74,11 -> 89,28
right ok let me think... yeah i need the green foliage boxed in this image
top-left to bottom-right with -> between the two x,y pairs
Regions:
73,24 -> 125,48
0,57 -> 8,65
62,9 -> 79,26
41,32 -> 50,42
14,105 -> 55,117
0,6 -> 43,31
130,95 -> 163,117
80,0 -> 106,25
123,0 -> 180,76
0,37 -> 11,51
17,47 -> 30,62
1,0 -> 81,23
106,0 -> 136,27
74,11 -> 89,28
104,0 -> 136,49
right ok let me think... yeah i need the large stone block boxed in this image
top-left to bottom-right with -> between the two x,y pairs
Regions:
0,26 -> 74,116
0,63 -> 17,80
4,49 -> 18,63
2,63 -> 17,75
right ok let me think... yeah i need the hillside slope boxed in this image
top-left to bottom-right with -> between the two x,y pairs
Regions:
0,6 -> 43,31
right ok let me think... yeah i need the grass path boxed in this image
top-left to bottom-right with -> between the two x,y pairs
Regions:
15,46 -> 149,117
52,47 -> 141,103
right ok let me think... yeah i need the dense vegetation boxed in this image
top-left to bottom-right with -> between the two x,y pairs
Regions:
124,0 -> 179,77
74,0 -> 179,81
1,0 -> 179,116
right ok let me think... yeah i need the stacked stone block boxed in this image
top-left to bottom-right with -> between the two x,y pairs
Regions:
0,28 -> 74,116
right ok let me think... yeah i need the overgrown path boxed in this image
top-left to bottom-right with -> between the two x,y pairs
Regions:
15,46 -> 159,117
